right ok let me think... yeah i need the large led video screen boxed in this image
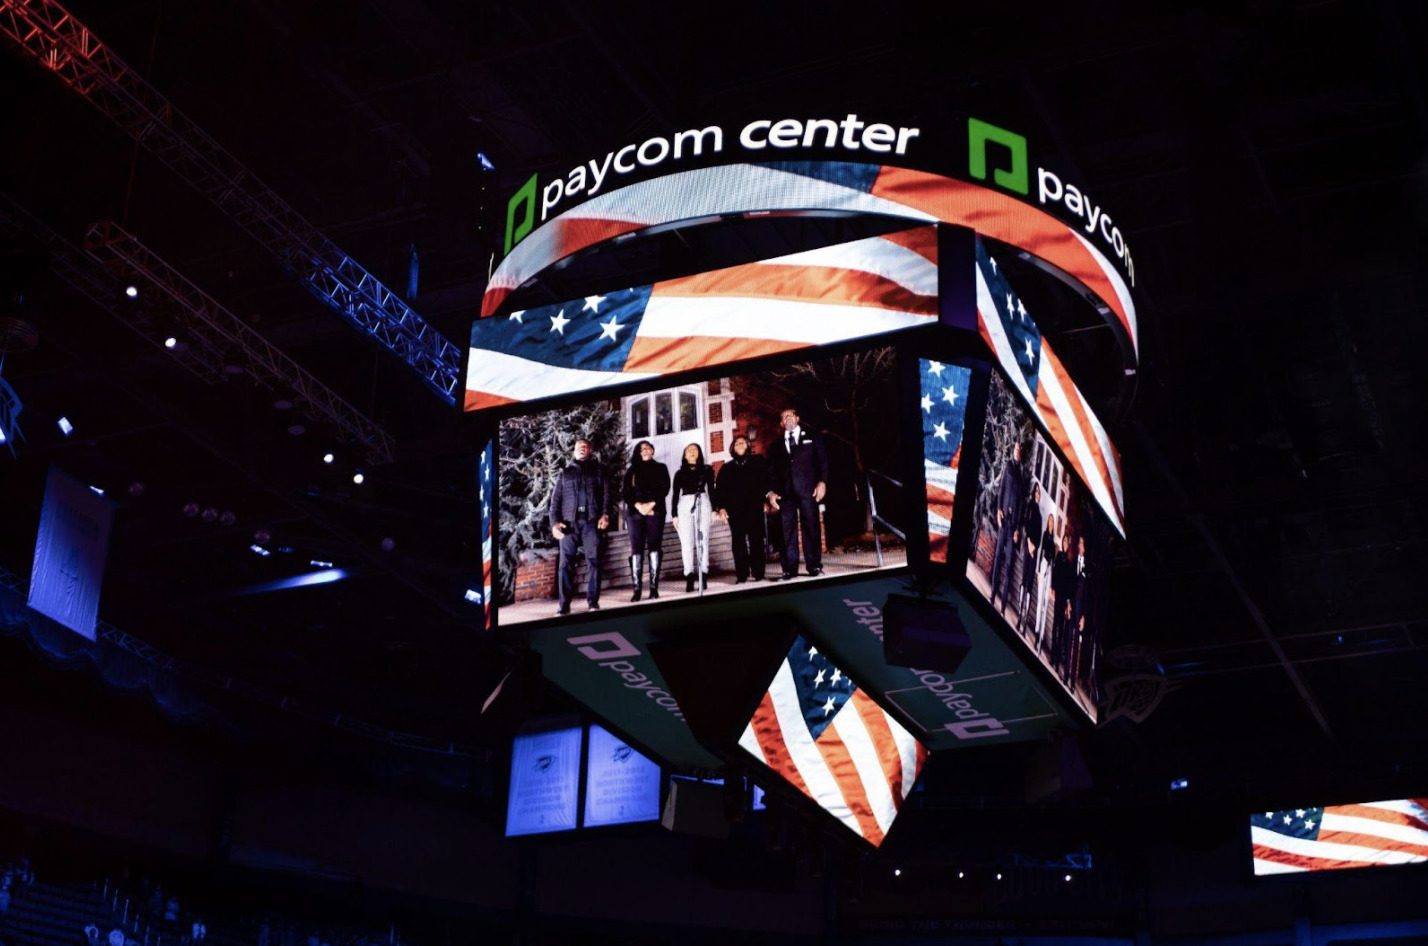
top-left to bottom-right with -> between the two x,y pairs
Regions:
494,347 -> 906,624
1251,799 -> 1428,875
965,371 -> 1114,721
738,631 -> 927,846
973,239 -> 1125,537
505,726 -> 581,837
583,724 -> 662,828
467,226 -> 938,413
919,359 -> 973,564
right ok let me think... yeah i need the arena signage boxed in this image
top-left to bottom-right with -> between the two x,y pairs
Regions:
504,113 -> 923,252
500,113 -> 1136,292
968,118 -> 1137,287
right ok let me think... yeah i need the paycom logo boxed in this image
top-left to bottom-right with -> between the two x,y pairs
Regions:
967,117 -> 1135,286
505,173 -> 539,256
967,117 -> 1028,195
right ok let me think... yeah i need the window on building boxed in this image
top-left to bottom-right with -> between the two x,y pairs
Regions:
709,402 -> 723,424
655,393 -> 673,436
630,398 -> 650,439
707,379 -> 723,395
710,431 -> 725,455
679,392 -> 698,431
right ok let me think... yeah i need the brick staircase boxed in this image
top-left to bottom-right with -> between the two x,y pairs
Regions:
513,511 -> 835,602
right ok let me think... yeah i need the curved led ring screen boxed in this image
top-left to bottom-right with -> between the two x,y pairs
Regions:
466,226 -> 937,412
481,161 -> 1138,371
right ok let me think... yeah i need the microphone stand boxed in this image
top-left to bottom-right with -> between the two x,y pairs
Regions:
693,487 -> 706,596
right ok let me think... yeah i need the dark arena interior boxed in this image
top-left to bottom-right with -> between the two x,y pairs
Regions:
1,3 -> 1426,945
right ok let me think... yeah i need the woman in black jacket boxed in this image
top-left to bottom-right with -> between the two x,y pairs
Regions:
671,442 -> 716,592
623,439 -> 670,601
715,434 -> 767,582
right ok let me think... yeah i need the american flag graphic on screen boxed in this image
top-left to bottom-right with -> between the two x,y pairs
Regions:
1251,799 -> 1428,875
920,360 -> 972,564
478,441 -> 493,631
482,162 -> 1139,368
739,634 -> 927,846
466,226 -> 939,411
975,240 -> 1126,537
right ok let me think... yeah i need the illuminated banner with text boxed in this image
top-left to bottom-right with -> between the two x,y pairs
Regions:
28,467 -> 114,641
583,723 -> 662,828
505,727 -> 581,837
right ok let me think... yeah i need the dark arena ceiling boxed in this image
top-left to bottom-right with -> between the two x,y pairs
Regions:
1,0 -> 1426,940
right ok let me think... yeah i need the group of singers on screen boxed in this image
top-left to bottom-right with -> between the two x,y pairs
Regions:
986,440 -> 1096,696
548,407 -> 828,616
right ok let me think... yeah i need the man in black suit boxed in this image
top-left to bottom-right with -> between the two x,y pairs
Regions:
549,437 -> 611,615
1068,534 -> 1091,684
987,441 -> 1027,613
1049,529 -> 1076,679
766,407 -> 828,579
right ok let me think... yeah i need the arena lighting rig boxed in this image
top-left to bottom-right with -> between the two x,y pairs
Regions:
467,109 -> 1139,846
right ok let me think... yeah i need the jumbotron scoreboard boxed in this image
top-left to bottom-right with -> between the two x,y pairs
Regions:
467,112 -> 1135,846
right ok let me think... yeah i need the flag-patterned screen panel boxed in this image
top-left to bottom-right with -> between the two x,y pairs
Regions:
1251,800 -> 1428,875
975,239 -> 1124,537
920,360 -> 972,564
739,633 -> 928,847
466,226 -> 938,413
966,371 -> 1115,723
483,162 -> 1139,372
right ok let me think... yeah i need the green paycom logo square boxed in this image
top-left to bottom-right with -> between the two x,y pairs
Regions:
968,118 -> 1029,195
504,172 -> 539,255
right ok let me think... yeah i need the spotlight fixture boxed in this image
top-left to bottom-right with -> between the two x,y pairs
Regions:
56,416 -> 74,436
252,529 -> 271,544
127,482 -> 145,497
957,871 -> 964,879
892,868 -> 901,877
272,398 -> 293,411
87,485 -> 105,496
201,506 -> 218,522
219,511 -> 236,527
249,544 -> 271,557
287,424 -> 306,436
125,285 -> 138,298
163,336 -> 177,349
182,502 -> 200,517
477,151 -> 496,171
309,559 -> 334,569
352,471 -> 365,485
380,537 -> 396,552
463,588 -> 482,603
322,452 -> 335,464
995,873 -> 1003,881
1064,874 -> 1072,883
1170,778 -> 1190,791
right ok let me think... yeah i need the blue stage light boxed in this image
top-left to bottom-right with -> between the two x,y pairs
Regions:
57,416 -> 74,436
477,152 -> 496,171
